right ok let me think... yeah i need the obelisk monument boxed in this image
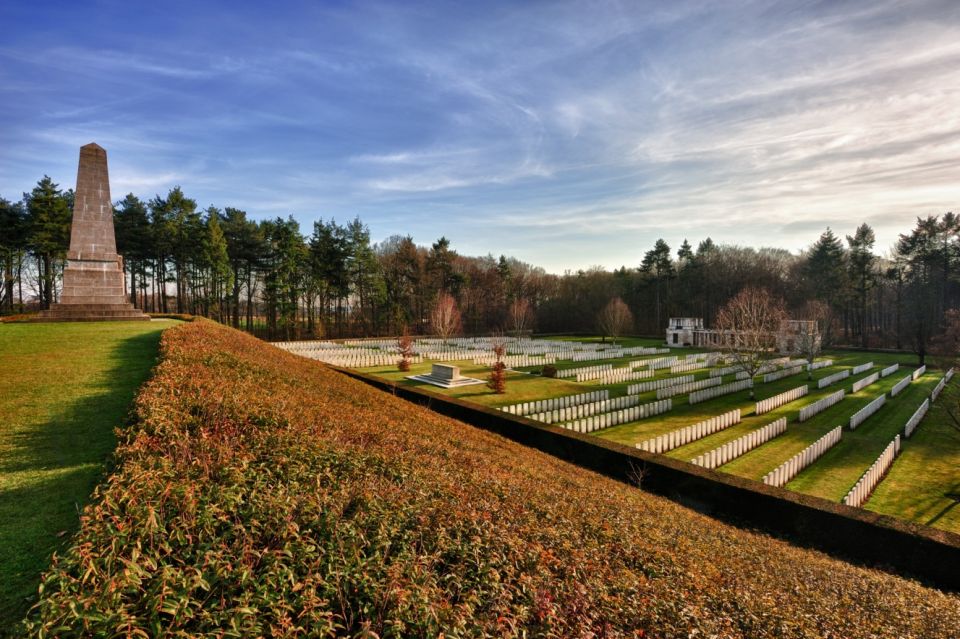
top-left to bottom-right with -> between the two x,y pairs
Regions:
35,143 -> 149,321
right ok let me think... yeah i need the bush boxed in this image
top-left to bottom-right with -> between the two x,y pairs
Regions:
542,364 -> 558,378
23,321 -> 960,637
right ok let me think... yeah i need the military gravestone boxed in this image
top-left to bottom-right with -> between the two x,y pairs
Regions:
35,143 -> 149,321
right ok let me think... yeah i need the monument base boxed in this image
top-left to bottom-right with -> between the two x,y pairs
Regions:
33,259 -> 150,322
407,363 -> 485,388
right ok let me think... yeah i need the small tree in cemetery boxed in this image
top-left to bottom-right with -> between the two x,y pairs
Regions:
488,333 -> 508,393
508,297 -> 533,339
597,297 -> 633,344
795,299 -> 828,379
714,286 -> 786,399
431,291 -> 462,345
397,326 -> 414,372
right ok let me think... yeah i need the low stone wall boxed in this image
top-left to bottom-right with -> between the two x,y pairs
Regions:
338,367 -> 960,592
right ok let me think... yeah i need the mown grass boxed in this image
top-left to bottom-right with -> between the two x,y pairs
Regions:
867,390 -> 960,531
23,321 -> 960,636
365,346 -> 960,534
0,321 -> 169,631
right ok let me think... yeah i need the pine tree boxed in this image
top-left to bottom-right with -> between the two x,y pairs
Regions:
25,176 -> 71,308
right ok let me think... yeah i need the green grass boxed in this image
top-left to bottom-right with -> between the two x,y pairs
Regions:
362,342 -> 959,534
866,392 -> 960,530
0,320 -> 170,630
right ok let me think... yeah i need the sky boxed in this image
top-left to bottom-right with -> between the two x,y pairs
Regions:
2,0 -> 959,273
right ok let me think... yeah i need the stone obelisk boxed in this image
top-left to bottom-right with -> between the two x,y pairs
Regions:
35,143 -> 149,321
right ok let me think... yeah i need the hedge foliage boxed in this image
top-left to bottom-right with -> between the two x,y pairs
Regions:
25,321 -> 960,637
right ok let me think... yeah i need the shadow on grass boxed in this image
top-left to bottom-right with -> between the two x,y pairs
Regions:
927,492 -> 960,527
0,328 -> 161,633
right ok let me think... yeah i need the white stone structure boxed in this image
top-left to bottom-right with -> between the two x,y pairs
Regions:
665,317 -> 704,346
407,364 -> 484,388
665,317 -> 820,355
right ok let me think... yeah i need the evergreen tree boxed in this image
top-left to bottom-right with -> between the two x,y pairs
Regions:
846,223 -> 876,347
25,176 -> 71,308
640,239 -> 675,330
114,194 -> 152,307
0,198 -> 27,312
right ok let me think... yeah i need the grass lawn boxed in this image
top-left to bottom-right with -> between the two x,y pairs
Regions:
359,342 -> 959,533
866,394 -> 960,532
0,320 -> 170,630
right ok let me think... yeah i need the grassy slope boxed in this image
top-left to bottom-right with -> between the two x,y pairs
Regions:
26,322 -> 960,637
365,347 -> 960,534
0,321 -> 168,630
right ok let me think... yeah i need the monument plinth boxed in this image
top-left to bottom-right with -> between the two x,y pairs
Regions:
407,363 -> 484,388
35,143 -> 149,321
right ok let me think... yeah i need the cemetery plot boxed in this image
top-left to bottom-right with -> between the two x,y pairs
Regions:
843,436 -> 901,507
281,335 -> 957,533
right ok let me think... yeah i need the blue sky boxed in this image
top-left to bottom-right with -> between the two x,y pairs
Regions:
2,0 -> 959,272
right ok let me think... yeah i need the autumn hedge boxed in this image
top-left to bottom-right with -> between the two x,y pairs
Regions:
24,320 -> 960,637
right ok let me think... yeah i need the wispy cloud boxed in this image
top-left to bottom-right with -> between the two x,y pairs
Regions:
1,0 -> 958,271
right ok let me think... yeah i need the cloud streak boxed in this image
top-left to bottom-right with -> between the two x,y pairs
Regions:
0,0 -> 958,271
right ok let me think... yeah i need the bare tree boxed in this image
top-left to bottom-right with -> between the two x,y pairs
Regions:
795,300 -> 827,379
508,297 -> 533,339
597,297 -> 633,344
430,291 -> 462,345
714,286 -> 786,399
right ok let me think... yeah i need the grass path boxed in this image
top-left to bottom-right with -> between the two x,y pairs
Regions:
0,320 -> 169,629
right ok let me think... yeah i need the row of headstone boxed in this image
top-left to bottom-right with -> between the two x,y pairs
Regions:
890,374 -> 913,397
556,363 -> 613,379
852,362 -> 874,375
562,399 -> 672,433
635,409 -> 742,453
472,354 -> 555,367
798,389 -> 845,422
710,365 -> 744,378
656,376 -> 723,399
644,355 -> 680,370
577,368 -> 655,384
817,369 -> 850,389
299,351 -> 425,367
762,365 -> 805,383
808,359 -> 833,371
689,379 -> 753,405
852,372 -> 880,393
903,398 -> 930,438
691,417 -> 787,469
528,394 -> 643,423
627,375 -> 695,395
669,360 -> 704,374
500,390 -> 609,416
850,394 -> 886,430
735,370 -> 753,381
912,365 -> 927,380
762,426 -> 843,487
570,346 -> 669,362
755,385 -> 809,415
931,367 -> 954,401
880,363 -> 900,378
420,350 -> 490,362
842,435 -> 901,507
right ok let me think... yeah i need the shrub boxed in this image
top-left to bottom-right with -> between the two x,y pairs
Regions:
23,321 -> 960,637
542,364 -> 558,378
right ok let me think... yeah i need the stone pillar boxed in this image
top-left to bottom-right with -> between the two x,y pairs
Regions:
34,143 -> 149,321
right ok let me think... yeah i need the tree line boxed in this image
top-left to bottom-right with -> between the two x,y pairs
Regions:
0,176 -> 956,359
